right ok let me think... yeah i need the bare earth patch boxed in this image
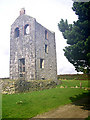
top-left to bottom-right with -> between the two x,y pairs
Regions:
34,97 -> 89,119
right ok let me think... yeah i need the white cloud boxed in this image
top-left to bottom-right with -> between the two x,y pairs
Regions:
0,0 -> 78,78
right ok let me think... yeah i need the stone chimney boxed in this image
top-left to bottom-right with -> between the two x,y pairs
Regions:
20,8 -> 25,15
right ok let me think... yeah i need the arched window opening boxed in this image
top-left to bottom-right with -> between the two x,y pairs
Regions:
24,24 -> 30,35
14,27 -> 19,38
45,30 -> 48,40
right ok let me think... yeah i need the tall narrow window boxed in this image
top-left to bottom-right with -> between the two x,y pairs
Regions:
18,58 -> 25,77
45,44 -> 48,53
24,24 -> 30,35
45,30 -> 48,40
14,27 -> 19,38
40,59 -> 44,68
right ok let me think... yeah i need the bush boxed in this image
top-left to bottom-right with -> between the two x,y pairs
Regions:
58,74 -> 90,80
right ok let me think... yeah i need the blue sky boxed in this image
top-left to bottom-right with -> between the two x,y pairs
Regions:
0,0 -> 79,78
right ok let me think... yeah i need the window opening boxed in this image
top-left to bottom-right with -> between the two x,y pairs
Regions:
14,27 -> 19,38
45,30 -> 48,39
41,77 -> 45,80
24,24 -> 30,35
40,59 -> 44,68
18,58 -> 25,77
45,44 -> 48,53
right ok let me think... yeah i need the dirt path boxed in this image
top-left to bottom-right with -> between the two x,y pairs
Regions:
34,97 -> 89,119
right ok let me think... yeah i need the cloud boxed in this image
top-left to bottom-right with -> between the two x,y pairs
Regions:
0,53 -> 9,78
0,0 -> 78,77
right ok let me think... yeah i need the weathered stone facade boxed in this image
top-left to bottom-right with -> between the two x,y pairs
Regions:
10,8 -> 57,81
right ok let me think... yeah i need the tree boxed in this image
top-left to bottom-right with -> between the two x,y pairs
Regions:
58,2 -> 90,73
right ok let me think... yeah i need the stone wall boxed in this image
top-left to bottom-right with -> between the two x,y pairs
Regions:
1,79 -> 61,94
1,79 -> 15,94
10,14 -> 36,80
35,22 -> 57,81
10,9 -> 57,81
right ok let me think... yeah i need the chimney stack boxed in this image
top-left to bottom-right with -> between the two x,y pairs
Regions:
20,8 -> 25,15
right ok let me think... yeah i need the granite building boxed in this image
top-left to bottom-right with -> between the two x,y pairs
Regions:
10,8 -> 57,81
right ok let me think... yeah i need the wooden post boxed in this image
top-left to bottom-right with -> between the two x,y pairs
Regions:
80,82 -> 82,89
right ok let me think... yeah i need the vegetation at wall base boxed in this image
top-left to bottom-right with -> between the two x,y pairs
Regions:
2,80 -> 89,118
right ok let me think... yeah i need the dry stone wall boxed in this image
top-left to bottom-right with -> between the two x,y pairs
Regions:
1,79 -> 15,94
1,79 -> 61,94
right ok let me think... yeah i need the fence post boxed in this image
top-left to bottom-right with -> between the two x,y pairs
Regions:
80,82 -> 82,89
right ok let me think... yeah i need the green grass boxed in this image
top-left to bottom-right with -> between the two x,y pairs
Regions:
2,80 -> 89,118
60,80 -> 89,87
85,116 -> 90,120
58,74 -> 90,80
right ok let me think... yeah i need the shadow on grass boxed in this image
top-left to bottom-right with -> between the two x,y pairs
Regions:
69,90 -> 90,110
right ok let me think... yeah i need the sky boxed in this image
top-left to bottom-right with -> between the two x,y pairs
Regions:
0,0 -> 79,78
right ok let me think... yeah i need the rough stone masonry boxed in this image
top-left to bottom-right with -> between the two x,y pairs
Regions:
10,8 -> 57,81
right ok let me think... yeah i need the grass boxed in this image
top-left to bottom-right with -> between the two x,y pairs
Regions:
58,74 -> 90,80
60,80 -> 89,87
2,80 -> 89,118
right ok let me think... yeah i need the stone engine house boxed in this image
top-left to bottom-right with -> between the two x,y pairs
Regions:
10,8 -> 57,81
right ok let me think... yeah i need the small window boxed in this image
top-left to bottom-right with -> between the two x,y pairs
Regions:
18,58 -> 25,76
23,67 -> 25,72
45,44 -> 48,53
40,59 -> 44,68
41,77 -> 45,80
24,24 -> 30,35
19,74 -> 23,77
45,30 -> 48,40
14,27 -> 19,38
